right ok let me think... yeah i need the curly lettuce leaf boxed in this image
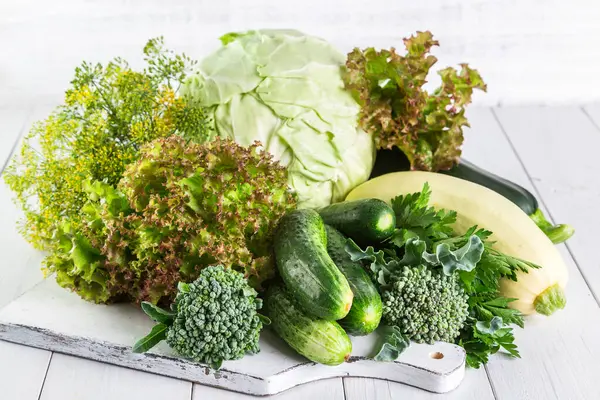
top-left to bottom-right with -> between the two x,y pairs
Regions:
423,235 -> 484,275
345,239 -> 400,285
343,31 -> 486,171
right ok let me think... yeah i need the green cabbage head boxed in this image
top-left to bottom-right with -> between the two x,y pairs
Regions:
181,29 -> 375,208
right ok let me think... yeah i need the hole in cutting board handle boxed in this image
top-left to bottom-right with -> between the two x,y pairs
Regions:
429,351 -> 444,360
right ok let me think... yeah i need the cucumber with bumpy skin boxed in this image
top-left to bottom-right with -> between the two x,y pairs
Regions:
265,284 -> 352,366
325,225 -> 382,336
274,209 -> 353,320
318,199 -> 395,245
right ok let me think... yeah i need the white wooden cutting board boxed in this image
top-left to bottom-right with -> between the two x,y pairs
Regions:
0,278 -> 465,396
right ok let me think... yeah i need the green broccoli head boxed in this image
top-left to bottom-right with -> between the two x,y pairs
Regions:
381,265 -> 469,344
166,265 -> 264,368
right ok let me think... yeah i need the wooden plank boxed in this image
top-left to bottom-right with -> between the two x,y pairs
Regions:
40,353 -> 192,400
0,340 -> 51,400
192,378 -> 344,399
493,106 -> 600,301
344,368 -> 494,400
0,104 -> 57,309
582,103 -> 600,130
0,107 -> 30,172
460,107 -> 600,400
0,182 -> 46,309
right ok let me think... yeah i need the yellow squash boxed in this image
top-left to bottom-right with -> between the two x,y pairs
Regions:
346,171 -> 568,316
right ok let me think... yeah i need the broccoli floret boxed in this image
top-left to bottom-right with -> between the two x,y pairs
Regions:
381,265 -> 469,344
165,265 -> 265,368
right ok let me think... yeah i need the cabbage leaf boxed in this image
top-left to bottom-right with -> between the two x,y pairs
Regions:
182,30 -> 375,208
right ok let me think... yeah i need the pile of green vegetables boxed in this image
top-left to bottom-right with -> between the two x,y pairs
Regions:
134,184 -> 536,368
4,29 -> 574,370
266,187 -> 535,368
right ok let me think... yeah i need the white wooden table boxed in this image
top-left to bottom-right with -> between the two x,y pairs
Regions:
1,104 -> 599,400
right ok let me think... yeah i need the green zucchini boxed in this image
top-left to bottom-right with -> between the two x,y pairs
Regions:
325,225 -> 382,336
370,147 -> 574,244
443,159 -> 574,244
274,209 -> 353,320
264,285 -> 352,366
318,199 -> 395,245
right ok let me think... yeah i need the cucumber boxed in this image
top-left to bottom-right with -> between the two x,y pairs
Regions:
325,225 -> 382,336
318,199 -> 396,245
274,209 -> 353,320
443,159 -> 574,244
265,285 -> 352,366
369,147 -> 574,244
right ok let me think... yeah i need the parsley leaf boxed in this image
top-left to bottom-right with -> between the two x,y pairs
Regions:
460,317 -> 520,368
468,293 -> 524,328
389,183 -> 456,245
445,225 -> 540,294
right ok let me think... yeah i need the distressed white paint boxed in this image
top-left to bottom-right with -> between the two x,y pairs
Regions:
0,278 -> 465,396
40,353 -> 192,400
0,0 -> 599,108
0,341 -> 51,400
493,106 -> 600,302
461,107 -> 600,400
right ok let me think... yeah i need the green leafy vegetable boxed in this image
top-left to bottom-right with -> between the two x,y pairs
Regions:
398,238 -> 427,266
78,135 -> 296,304
423,235 -> 484,275
345,239 -> 399,285
460,316 -> 520,368
389,183 -> 456,245
431,221 -> 536,368
468,295 -> 524,328
182,29 -> 375,208
4,37 -> 211,303
373,325 -> 410,361
345,183 -> 538,368
348,233 -> 484,281
448,226 -> 539,296
343,31 -> 486,171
